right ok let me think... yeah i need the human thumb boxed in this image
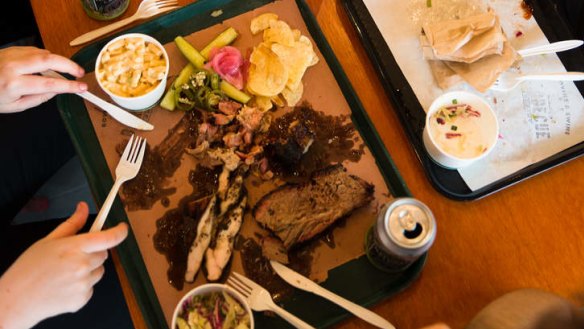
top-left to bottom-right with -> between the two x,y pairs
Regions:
45,202 -> 89,240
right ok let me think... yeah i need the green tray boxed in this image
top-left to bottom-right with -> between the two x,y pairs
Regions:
57,0 -> 427,327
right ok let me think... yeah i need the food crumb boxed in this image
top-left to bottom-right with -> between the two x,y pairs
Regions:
211,9 -> 223,17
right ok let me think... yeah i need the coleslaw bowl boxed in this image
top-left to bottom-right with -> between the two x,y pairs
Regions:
171,283 -> 254,329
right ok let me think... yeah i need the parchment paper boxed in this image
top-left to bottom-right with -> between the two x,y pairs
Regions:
362,0 -> 584,191
80,0 -> 392,324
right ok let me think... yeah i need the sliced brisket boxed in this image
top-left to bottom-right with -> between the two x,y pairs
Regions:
253,164 -> 374,249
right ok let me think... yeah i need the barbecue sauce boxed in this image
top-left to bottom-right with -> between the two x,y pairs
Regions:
239,237 -> 314,303
153,164 -> 220,290
122,111 -> 199,210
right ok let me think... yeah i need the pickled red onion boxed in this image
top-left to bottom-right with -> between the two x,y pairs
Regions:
206,46 -> 244,90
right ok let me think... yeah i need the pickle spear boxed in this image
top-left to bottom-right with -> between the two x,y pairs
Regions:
163,31 -> 250,110
200,27 -> 239,59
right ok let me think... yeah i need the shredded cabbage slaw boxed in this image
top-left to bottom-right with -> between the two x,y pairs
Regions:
176,290 -> 251,329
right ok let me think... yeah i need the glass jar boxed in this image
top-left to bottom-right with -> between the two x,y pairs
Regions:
81,0 -> 130,21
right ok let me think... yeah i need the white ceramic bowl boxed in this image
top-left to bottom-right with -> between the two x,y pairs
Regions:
423,91 -> 499,169
95,33 -> 169,111
171,283 -> 254,329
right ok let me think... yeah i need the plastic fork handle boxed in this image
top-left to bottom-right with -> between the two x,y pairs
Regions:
90,178 -> 125,232
268,303 -> 315,329
70,14 -> 140,46
517,72 -> 584,81
518,40 -> 583,57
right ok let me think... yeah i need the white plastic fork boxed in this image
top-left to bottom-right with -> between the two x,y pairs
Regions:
490,72 -> 584,92
226,272 -> 315,329
70,0 -> 180,46
90,135 -> 147,232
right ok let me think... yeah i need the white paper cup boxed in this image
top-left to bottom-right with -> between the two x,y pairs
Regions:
423,91 -> 499,169
95,33 -> 169,111
171,283 -> 254,329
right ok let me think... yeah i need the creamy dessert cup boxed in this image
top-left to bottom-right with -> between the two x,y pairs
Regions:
423,91 -> 499,169
95,33 -> 169,111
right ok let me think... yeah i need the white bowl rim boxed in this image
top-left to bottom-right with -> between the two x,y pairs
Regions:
94,32 -> 170,101
171,283 -> 254,329
425,90 -> 499,162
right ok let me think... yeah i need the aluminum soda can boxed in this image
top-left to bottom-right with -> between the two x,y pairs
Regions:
365,197 -> 436,272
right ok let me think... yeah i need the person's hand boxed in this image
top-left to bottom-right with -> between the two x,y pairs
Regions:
0,202 -> 128,329
0,46 -> 88,113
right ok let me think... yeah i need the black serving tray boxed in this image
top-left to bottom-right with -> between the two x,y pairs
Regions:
342,0 -> 584,201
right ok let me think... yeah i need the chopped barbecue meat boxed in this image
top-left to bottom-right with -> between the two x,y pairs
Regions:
253,164 -> 374,249
208,148 -> 241,171
223,132 -> 243,148
218,100 -> 242,116
212,113 -> 235,126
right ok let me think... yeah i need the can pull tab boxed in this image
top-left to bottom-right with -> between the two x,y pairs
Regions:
398,210 -> 423,239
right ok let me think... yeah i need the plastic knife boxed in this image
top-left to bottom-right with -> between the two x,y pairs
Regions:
40,70 -> 154,131
270,261 -> 396,329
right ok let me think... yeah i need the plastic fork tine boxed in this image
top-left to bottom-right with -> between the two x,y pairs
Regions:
154,0 -> 178,7
135,138 -> 147,165
227,272 -> 315,328
228,275 -> 251,294
226,277 -> 251,297
129,137 -> 143,163
70,0 -> 182,46
231,271 -> 257,289
157,6 -> 180,12
121,134 -> 135,161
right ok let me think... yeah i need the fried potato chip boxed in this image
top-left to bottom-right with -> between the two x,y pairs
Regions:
253,95 -> 274,112
250,13 -> 279,35
247,44 -> 288,97
270,94 -> 286,107
271,42 -> 315,90
292,29 -> 302,41
246,14 -> 319,105
281,82 -> 303,107
298,35 -> 319,66
263,20 -> 295,47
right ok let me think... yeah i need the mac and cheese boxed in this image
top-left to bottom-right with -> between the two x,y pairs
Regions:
97,37 -> 167,97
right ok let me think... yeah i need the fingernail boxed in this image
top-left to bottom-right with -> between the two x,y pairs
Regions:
79,83 -> 88,92
76,202 -> 82,211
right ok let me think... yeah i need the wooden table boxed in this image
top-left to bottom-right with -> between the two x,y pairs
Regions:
29,1 -> 584,328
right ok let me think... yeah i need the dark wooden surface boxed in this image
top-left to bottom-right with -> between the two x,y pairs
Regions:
29,0 -> 584,328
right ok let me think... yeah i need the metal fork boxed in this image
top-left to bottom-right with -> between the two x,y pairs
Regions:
490,72 -> 584,92
90,135 -> 146,232
70,0 -> 180,46
226,272 -> 315,329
